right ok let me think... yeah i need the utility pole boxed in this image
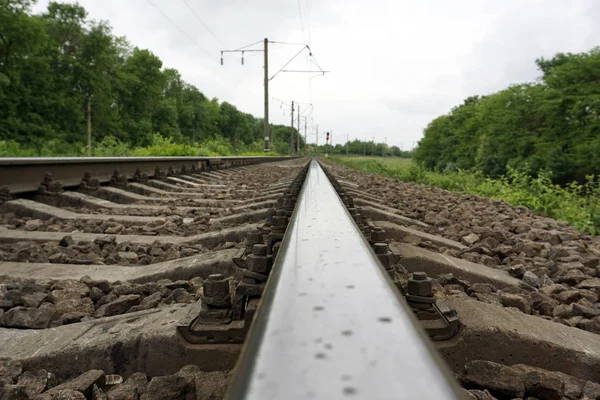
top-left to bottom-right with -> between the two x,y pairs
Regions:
371,136 -> 375,156
222,38 -> 328,152
304,117 -> 307,146
290,101 -> 295,155
346,134 -> 349,155
263,38 -> 269,151
297,105 -> 300,152
86,96 -> 92,156
316,124 -> 319,147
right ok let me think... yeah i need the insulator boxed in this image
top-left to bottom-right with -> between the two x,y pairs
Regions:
241,51 -> 244,65
220,57 -> 223,66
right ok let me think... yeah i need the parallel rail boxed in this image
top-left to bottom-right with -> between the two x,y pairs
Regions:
226,159 -> 461,399
0,156 -> 296,194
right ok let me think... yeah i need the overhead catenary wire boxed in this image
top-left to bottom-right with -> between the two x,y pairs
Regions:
296,0 -> 305,43
305,0 -> 312,46
147,0 -> 244,86
147,0 -> 217,63
269,45 -> 326,81
179,0 -> 226,48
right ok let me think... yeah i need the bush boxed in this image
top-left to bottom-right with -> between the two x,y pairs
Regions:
331,156 -> 600,234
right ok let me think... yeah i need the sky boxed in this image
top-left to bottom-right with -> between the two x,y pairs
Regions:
34,0 -> 600,149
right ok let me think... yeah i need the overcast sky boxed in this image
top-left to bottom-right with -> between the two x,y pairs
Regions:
34,0 -> 600,149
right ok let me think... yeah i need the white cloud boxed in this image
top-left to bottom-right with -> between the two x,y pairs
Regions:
33,0 -> 600,150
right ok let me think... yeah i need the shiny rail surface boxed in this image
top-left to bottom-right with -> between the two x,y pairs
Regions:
0,156 -> 296,194
226,159 -> 461,399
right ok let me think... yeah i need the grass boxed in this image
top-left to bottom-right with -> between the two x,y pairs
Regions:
338,156 -> 413,169
330,156 -> 600,235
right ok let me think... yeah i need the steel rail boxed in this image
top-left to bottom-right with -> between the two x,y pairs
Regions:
226,159 -> 461,399
0,156 -> 297,194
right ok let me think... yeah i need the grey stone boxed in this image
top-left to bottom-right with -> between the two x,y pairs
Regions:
96,293 -> 118,308
107,372 -> 147,400
39,389 -> 87,399
117,252 -> 138,262
17,369 -> 48,397
47,370 -> 105,397
145,375 -> 192,400
25,219 -> 43,231
461,233 -> 480,246
513,365 -> 564,400
508,264 -> 525,279
172,288 -> 194,303
500,293 -> 531,314
0,358 -> 22,385
577,316 -> 600,334
572,303 -> 600,318
553,289 -> 583,305
21,292 -> 47,308
0,305 -> 57,329
0,384 -> 29,399
582,380 -> 600,399
552,304 -> 573,319
57,312 -> 87,325
522,271 -> 540,288
93,384 -> 107,400
49,252 -> 69,263
463,360 -> 525,398
112,284 -> 142,296
164,280 -> 194,292
55,297 -> 95,316
194,371 -> 229,400
90,287 -> 104,303
557,269 -> 587,286
576,278 -> 600,290
59,235 -> 74,247
94,295 -> 140,318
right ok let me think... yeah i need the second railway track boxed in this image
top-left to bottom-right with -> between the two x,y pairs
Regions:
0,156 -> 599,399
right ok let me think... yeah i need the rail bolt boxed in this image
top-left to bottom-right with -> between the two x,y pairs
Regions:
203,274 -> 230,298
371,227 -> 387,243
247,244 -> 272,275
373,242 -> 394,270
407,272 -> 433,297
245,229 -> 263,248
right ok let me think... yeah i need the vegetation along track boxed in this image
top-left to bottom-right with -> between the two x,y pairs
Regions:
0,155 -> 600,399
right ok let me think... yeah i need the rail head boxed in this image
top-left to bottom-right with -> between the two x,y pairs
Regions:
226,159 -> 461,399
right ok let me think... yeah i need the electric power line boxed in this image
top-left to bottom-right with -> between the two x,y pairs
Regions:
306,0 -> 312,46
147,0 -> 217,63
147,0 -> 244,85
296,0 -> 305,43
179,0 -> 226,48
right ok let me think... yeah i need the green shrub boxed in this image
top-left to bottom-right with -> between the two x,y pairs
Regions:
331,156 -> 600,234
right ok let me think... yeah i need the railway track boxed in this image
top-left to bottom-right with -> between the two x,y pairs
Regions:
0,156 -> 599,399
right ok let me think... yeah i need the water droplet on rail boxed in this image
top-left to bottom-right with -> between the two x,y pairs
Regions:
324,343 -> 333,350
378,317 -> 392,323
346,285 -> 355,289
341,330 -> 353,336
341,374 -> 352,381
314,352 -> 326,359
313,306 -> 325,311
343,386 -> 357,396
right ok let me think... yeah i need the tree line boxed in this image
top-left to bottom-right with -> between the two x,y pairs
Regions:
310,139 -> 412,157
414,47 -> 600,185
0,0 -> 302,155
